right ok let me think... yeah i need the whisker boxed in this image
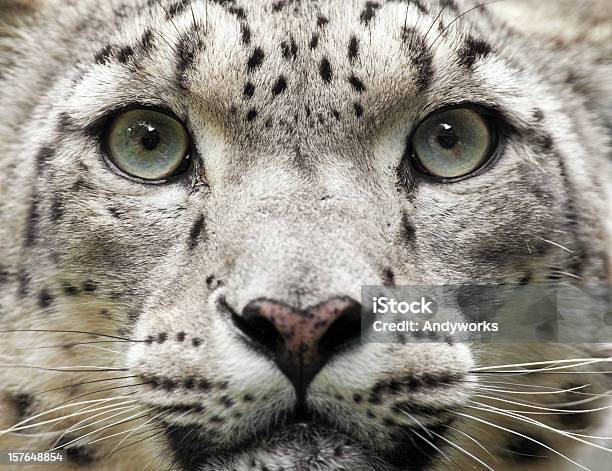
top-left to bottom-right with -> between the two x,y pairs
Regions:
52,405 -> 142,447
445,423 -> 499,464
0,329 -> 143,342
422,1 -> 448,42
471,394 -> 612,414
1,398 -> 136,435
53,382 -> 149,408
467,403 -> 612,452
33,376 -> 138,397
0,364 -> 128,373
410,428 -> 457,469
456,411 -> 590,470
431,0 -> 507,48
111,428 -> 166,455
106,411 -> 162,456
472,358 -> 612,372
548,389 -> 612,407
427,428 -> 494,471
47,395 -> 138,432
48,410 -> 148,451
474,383 -> 593,396
474,371 -> 612,375
17,340 -> 134,351
537,237 -> 574,253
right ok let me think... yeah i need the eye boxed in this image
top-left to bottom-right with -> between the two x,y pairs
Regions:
104,109 -> 191,181
410,107 -> 496,181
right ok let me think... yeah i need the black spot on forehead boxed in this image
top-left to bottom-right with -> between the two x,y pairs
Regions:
309,33 -> 319,49
272,76 -> 287,97
438,0 -> 459,12
94,45 -> 113,65
458,36 -> 492,68
354,102 -> 364,118
319,57 -> 333,83
281,37 -> 298,61
348,75 -> 366,93
247,47 -> 265,72
246,108 -> 258,121
240,24 -> 251,45
227,5 -> 246,19
348,35 -> 359,61
140,28 -> 155,53
243,81 -> 255,98
360,1 -> 381,25
117,45 -> 135,64
391,0 -> 429,14
167,0 -> 191,18
317,15 -> 329,27
402,27 -> 434,91
176,31 -> 203,88
272,1 -> 285,12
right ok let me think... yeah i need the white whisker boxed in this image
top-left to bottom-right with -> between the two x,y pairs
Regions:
0,398 -> 136,435
456,411 -> 590,470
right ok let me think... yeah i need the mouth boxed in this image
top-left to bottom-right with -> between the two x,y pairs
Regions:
159,402 -> 451,471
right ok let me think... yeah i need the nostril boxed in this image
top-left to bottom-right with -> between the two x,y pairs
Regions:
230,296 -> 362,394
319,300 -> 362,353
233,302 -> 284,354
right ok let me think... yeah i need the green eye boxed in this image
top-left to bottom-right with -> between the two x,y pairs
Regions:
411,108 -> 495,180
105,109 -> 190,181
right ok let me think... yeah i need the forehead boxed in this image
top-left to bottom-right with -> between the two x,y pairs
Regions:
67,0 -> 524,176
82,0 -> 499,114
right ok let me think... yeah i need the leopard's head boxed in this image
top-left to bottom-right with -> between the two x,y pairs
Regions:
0,1 -> 611,470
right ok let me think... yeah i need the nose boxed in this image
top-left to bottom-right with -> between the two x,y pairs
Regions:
233,297 -> 362,399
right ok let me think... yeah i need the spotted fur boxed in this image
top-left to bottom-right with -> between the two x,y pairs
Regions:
0,1 -> 611,470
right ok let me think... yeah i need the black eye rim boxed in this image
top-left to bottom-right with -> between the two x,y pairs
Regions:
407,104 -> 504,184
100,104 -> 195,185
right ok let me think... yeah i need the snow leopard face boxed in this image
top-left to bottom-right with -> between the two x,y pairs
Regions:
0,1 -> 610,470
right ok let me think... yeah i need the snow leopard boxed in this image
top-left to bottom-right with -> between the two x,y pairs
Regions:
0,0 -> 611,470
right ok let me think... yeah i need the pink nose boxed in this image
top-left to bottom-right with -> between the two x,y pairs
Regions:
235,297 -> 362,397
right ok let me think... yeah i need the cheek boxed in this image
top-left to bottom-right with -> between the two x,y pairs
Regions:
411,183 -> 565,272
44,186 -> 193,290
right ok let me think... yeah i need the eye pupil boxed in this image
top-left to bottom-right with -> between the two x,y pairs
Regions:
141,128 -> 161,151
411,107 -> 494,180
435,123 -> 458,149
105,109 -> 190,181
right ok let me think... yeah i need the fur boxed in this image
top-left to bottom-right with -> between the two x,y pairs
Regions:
0,1 -> 611,470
